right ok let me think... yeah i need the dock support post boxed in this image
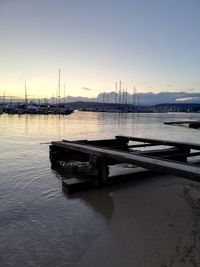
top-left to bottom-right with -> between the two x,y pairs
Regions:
97,157 -> 108,185
175,146 -> 190,162
90,156 -> 109,187
49,145 -> 62,169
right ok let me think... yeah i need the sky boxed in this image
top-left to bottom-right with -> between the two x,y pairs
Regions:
0,0 -> 200,98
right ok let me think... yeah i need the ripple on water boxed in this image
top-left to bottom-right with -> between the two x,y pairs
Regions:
0,112 -> 200,266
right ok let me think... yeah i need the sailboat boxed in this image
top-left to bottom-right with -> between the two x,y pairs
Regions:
54,69 -> 73,115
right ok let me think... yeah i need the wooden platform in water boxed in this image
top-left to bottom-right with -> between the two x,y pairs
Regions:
164,120 -> 200,128
50,136 -> 200,193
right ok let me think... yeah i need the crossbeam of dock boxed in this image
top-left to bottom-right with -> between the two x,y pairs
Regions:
116,136 -> 200,150
51,140 -> 200,182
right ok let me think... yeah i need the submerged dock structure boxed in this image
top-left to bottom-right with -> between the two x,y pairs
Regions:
49,136 -> 200,193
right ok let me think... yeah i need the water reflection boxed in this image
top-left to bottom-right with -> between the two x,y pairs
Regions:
0,112 -> 200,266
97,112 -> 129,123
61,169 -> 159,221
66,189 -> 114,221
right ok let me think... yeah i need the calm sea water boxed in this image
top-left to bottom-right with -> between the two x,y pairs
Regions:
0,111 -> 200,266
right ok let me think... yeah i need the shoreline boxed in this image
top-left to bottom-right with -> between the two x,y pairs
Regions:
75,174 -> 200,266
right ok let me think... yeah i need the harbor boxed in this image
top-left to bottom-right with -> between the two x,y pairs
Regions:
1,99 -> 200,115
1,0 -> 200,265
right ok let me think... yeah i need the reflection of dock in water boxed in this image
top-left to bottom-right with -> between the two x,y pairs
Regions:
49,136 -> 200,193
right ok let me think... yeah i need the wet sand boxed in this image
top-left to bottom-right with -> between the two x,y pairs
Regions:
75,173 -> 200,267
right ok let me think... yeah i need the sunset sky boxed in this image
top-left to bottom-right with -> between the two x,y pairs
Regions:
0,0 -> 199,98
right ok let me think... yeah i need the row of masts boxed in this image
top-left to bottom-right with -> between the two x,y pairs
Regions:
116,80 -> 138,105
101,81 -> 138,105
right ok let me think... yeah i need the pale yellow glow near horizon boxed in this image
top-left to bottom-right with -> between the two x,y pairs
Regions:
1,73 -> 192,99
1,84 -> 161,99
1,83 -> 191,99
1,79 -> 101,98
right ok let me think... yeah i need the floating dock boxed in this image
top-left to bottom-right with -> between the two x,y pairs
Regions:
49,136 -> 200,193
164,120 -> 200,129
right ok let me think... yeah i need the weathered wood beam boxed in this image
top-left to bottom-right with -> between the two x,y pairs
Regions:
116,136 -> 200,151
163,151 -> 200,159
63,138 -> 129,151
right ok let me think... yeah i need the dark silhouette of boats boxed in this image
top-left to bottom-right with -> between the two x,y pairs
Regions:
3,102 -> 74,115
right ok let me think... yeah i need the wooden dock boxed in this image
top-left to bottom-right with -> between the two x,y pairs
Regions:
164,120 -> 200,129
49,136 -> 200,193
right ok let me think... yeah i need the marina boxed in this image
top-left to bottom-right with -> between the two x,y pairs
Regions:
2,103 -> 74,115
1,1 -> 200,265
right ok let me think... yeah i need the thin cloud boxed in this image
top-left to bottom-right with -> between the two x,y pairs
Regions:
81,87 -> 92,91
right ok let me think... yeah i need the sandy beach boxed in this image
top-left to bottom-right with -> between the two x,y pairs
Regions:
75,172 -> 200,267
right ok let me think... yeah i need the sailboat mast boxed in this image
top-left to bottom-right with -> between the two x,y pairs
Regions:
58,69 -> 61,105
119,80 -> 121,104
25,80 -> 27,105
64,83 -> 66,105
115,82 -> 117,104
